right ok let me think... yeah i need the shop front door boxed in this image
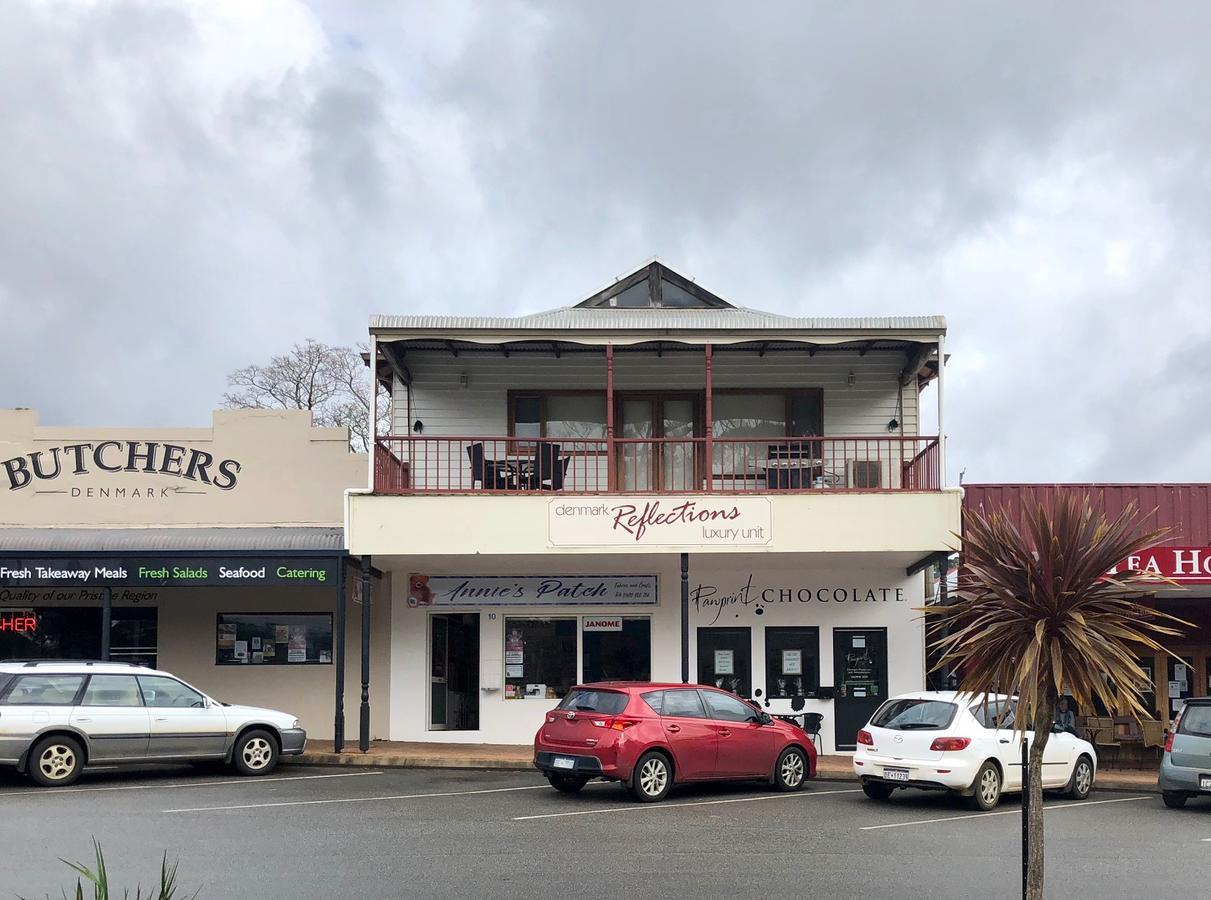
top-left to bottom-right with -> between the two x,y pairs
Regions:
430,614 -> 480,731
833,628 -> 888,751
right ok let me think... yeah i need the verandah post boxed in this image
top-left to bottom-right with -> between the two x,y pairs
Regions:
704,343 -> 713,491
359,555 -> 371,753
333,555 -> 347,753
680,553 -> 689,683
606,343 -> 615,492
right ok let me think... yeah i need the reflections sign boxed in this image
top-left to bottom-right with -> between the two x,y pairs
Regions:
407,575 -> 658,607
548,498 -> 772,547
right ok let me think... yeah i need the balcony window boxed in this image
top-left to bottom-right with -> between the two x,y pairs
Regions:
510,393 -> 607,440
712,390 -> 822,480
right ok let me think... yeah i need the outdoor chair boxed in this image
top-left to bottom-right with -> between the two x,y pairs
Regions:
1140,719 -> 1165,763
526,443 -> 567,490
801,712 -> 825,754
466,442 -> 515,490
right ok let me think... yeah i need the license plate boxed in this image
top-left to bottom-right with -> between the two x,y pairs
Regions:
553,757 -> 575,770
1200,775 -> 1211,791
883,767 -> 910,782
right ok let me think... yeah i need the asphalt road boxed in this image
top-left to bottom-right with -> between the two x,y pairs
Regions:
0,764 -> 1207,899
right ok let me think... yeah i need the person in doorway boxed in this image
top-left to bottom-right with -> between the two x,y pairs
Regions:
1056,696 -> 1078,736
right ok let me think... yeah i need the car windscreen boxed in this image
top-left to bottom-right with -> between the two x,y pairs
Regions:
556,689 -> 628,715
871,699 -> 958,731
1179,704 -> 1211,737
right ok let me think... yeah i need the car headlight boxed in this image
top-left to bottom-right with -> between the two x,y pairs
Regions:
291,719 -> 301,730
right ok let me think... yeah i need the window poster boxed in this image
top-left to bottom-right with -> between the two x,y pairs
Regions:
218,623 -> 236,649
251,637 -> 262,651
714,649 -> 735,675
234,640 -> 248,661
252,651 -> 264,664
781,649 -> 802,676
276,624 -> 290,644
287,626 -> 307,663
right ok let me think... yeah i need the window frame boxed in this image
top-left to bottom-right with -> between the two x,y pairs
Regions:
503,616 -> 579,701
711,388 -> 824,438
507,390 -> 609,450
215,612 -> 334,667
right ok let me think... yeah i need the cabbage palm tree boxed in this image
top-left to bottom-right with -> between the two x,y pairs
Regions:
927,492 -> 1185,900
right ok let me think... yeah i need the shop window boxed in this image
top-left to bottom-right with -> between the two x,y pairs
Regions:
0,607 -> 157,669
504,618 -> 576,700
697,627 -> 751,698
764,627 -> 820,699
215,613 -> 333,666
582,617 -> 651,682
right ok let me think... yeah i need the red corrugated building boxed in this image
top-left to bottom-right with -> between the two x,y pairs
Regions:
963,484 -> 1211,723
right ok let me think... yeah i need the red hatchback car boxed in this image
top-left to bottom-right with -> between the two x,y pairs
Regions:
533,682 -> 817,802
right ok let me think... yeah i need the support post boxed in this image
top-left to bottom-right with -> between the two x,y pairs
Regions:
704,343 -> 713,491
680,553 -> 690,683
100,586 -> 112,662
368,333 -> 378,489
333,555 -> 347,753
359,555 -> 371,753
1021,735 -> 1029,899
936,333 -> 945,486
606,344 -> 616,492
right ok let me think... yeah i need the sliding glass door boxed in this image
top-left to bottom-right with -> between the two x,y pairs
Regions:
617,394 -> 698,491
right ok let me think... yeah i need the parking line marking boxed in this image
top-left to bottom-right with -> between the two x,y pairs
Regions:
165,782 -> 550,813
511,788 -> 864,821
859,795 -> 1150,831
0,771 -> 384,799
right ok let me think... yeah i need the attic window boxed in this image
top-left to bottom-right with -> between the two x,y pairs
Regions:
577,262 -> 734,309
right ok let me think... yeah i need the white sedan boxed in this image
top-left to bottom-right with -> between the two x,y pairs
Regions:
852,691 -> 1096,810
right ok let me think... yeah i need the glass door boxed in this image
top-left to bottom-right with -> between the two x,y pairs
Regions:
617,394 -> 699,491
429,616 -> 449,730
832,628 -> 888,751
697,627 -> 751,698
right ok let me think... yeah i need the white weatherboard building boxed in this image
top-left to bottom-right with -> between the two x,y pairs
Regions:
348,262 -> 961,754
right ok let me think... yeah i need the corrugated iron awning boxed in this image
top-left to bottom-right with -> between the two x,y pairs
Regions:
0,527 -> 345,554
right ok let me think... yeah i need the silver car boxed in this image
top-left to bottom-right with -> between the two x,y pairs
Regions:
1160,697 -> 1211,808
0,660 -> 306,787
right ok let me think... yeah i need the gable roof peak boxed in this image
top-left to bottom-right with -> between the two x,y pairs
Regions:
574,260 -> 733,310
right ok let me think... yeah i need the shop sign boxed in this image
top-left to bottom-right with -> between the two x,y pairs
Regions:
0,609 -> 37,633
691,573 -> 907,624
0,557 -> 338,587
548,497 -> 771,547
407,574 -> 657,607
582,617 -> 623,631
1109,546 -> 1211,585
2,442 -> 243,495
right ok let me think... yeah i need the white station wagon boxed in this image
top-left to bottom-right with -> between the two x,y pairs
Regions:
0,660 -> 306,786
853,691 -> 1097,810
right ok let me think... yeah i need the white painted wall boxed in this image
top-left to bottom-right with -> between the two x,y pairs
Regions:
392,349 -> 919,437
384,552 -> 923,754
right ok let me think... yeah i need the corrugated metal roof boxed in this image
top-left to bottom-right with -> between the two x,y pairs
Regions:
0,527 -> 345,553
962,484 -> 1211,546
370,308 -> 946,333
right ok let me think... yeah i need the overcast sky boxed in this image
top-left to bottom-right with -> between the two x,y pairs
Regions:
2,1 -> 1209,484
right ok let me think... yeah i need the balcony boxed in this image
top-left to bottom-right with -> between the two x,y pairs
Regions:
373,434 -> 940,495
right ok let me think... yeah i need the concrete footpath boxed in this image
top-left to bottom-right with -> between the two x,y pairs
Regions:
286,740 -> 1161,792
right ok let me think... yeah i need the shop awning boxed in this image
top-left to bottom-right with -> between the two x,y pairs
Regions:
0,527 -> 344,553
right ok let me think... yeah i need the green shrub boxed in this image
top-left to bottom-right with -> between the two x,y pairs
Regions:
20,839 -> 198,900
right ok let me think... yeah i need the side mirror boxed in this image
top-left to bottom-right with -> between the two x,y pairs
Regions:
759,712 -> 773,726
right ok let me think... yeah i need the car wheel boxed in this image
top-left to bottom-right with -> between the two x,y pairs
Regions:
862,782 -> 895,801
967,761 -> 1002,811
773,747 -> 808,792
231,729 -> 279,777
28,735 -> 85,787
1163,790 -> 1189,809
548,774 -> 589,794
1065,755 -> 1094,800
630,751 -> 672,803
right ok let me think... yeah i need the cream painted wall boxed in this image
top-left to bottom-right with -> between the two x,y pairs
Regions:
391,348 -> 920,438
1,579 -> 393,741
381,553 -> 922,753
348,490 -> 962,558
0,409 -> 365,526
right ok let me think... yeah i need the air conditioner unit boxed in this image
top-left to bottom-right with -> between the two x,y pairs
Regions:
848,460 -> 883,489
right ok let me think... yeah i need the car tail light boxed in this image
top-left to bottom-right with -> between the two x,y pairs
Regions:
930,737 -> 971,752
592,717 -> 639,732
546,715 -> 556,723
1165,709 -> 1181,753
857,729 -> 874,746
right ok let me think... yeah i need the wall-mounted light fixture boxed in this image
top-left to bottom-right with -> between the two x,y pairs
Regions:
459,373 -> 469,389
412,420 -> 424,433
847,371 -> 856,386
887,418 -> 900,432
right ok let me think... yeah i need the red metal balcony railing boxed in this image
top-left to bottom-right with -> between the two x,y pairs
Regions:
373,435 -> 940,495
